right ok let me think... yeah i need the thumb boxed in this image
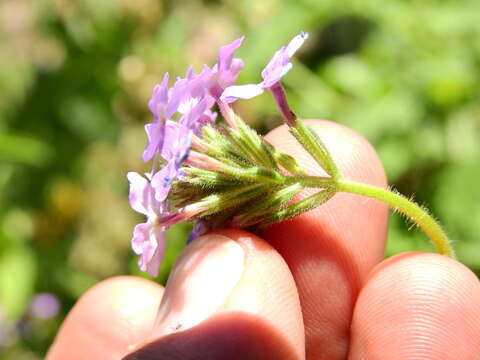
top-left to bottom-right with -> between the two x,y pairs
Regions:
124,230 -> 305,360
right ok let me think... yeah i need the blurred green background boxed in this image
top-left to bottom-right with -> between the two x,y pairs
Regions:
1,0 -> 479,357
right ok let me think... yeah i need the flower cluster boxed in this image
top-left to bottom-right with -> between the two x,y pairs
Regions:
128,31 -> 456,277
128,32 -> 311,276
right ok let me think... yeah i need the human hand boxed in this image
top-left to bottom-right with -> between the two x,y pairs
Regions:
46,120 -> 480,360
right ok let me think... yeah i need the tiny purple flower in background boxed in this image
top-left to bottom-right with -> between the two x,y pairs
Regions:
221,32 -> 308,102
128,172 -> 168,276
30,293 -> 61,319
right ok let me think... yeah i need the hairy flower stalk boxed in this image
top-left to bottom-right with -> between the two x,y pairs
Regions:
128,32 -> 455,276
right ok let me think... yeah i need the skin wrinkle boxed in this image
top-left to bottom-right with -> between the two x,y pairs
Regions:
350,253 -> 480,360
267,215 -> 359,359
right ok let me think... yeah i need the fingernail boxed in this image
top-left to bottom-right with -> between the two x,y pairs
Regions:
151,234 -> 245,339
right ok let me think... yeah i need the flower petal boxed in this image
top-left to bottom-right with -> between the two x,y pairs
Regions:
221,83 -> 265,102
131,222 -> 165,275
147,73 -> 169,118
131,222 -> 151,255
127,172 -> 150,215
151,161 -> 178,202
143,122 -> 164,162
218,37 -> 244,72
261,31 -> 308,88
146,227 -> 166,276
285,31 -> 309,58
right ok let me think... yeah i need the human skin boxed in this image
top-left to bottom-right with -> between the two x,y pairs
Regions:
47,120 -> 480,360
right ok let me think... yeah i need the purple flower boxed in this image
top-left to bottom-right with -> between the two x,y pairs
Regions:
143,73 -> 188,163
128,171 -> 168,276
221,32 -> 308,102
145,81 -> 209,202
131,36 -> 247,274
212,37 -> 245,97
30,293 -> 61,319
150,104 -> 207,202
191,37 -> 245,100
144,36 -> 244,165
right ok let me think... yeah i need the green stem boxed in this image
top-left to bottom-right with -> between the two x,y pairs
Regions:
336,178 -> 455,258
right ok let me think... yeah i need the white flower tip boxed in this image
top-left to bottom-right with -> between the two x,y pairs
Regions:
127,171 -> 141,183
221,83 -> 265,102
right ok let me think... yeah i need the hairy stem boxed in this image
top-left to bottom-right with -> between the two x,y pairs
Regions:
336,179 -> 455,258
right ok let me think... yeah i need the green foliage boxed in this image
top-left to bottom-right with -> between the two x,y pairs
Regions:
0,0 -> 479,357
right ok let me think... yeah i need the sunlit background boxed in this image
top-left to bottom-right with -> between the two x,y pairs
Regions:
1,0 -> 479,357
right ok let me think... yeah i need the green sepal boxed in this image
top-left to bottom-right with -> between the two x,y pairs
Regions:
196,126 -> 252,167
233,117 -> 278,169
265,188 -> 336,224
220,166 -> 286,184
183,168 -> 242,187
199,183 -> 270,217
290,118 -> 339,178
234,182 -> 304,226
265,141 -> 307,176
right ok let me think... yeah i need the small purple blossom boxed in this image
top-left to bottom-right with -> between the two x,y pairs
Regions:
150,120 -> 195,203
210,37 -> 245,98
143,73 -> 179,162
30,293 -> 61,319
128,171 -> 168,276
144,37 -> 245,198
221,32 -> 308,102
144,71 -> 210,164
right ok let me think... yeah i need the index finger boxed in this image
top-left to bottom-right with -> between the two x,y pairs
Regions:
264,120 -> 389,360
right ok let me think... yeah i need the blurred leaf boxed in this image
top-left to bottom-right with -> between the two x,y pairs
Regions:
0,133 -> 53,166
434,160 -> 480,270
0,246 -> 37,320
386,216 -> 435,256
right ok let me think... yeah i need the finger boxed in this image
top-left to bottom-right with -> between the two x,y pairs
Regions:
263,120 -> 389,359
349,252 -> 480,359
124,230 -> 305,360
46,276 -> 164,360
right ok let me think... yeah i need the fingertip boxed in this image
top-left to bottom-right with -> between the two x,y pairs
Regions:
264,119 -> 389,359
47,276 -> 164,360
350,252 -> 480,359
264,119 -> 388,280
130,230 -> 305,360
